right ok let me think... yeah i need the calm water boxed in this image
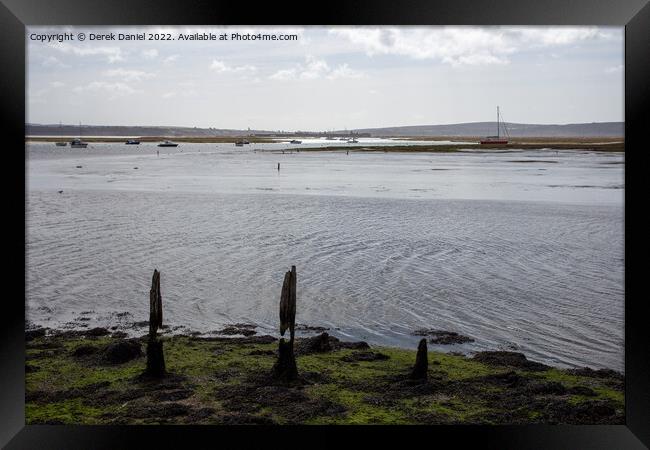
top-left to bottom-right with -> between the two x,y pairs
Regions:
26,141 -> 624,371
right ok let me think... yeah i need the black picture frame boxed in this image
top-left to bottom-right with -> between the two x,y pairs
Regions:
2,0 -> 648,448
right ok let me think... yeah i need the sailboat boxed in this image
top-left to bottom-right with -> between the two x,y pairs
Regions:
70,122 -> 88,148
55,121 -> 67,146
480,106 -> 509,145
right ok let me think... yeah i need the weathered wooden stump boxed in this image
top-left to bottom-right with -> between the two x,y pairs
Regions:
409,338 -> 428,380
272,265 -> 298,381
272,338 -> 298,381
146,338 -> 165,376
149,269 -> 162,337
279,266 -> 297,341
145,269 -> 165,377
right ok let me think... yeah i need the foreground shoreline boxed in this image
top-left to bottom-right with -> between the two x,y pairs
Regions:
26,327 -> 624,425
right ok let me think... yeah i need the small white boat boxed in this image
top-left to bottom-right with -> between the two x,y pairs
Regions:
125,139 -> 140,145
158,140 -> 178,147
70,139 -> 88,148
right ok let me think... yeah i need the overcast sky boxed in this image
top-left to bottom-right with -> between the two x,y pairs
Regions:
26,26 -> 624,131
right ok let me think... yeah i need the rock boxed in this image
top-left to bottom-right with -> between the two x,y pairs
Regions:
295,332 -> 332,354
568,385 -> 597,396
215,325 -> 257,337
473,351 -> 549,371
567,367 -> 623,380
25,328 -> 46,341
295,332 -> 369,355
338,340 -> 371,351
295,324 -> 330,333
482,370 -> 528,388
530,381 -> 567,395
86,327 -> 111,337
103,340 -> 142,364
72,345 -> 100,358
413,329 -> 474,345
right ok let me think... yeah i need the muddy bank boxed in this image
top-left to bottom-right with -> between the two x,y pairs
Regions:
25,328 -> 624,425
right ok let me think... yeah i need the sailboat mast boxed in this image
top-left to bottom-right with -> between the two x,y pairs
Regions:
497,106 -> 500,138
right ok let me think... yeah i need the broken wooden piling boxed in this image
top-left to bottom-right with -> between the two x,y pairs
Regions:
272,265 -> 298,381
410,338 -> 428,380
145,269 -> 166,377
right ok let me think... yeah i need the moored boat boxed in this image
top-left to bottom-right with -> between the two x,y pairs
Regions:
290,140 -> 302,144
70,139 -> 88,148
55,142 -> 67,147
480,106 -> 509,145
125,139 -> 140,145
158,140 -> 178,147
71,122 -> 88,148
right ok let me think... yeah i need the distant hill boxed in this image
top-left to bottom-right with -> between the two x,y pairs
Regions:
26,121 -> 623,138
347,122 -> 624,137
25,124 -> 261,137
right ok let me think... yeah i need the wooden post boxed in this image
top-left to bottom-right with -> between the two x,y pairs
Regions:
410,338 -> 428,380
273,265 -> 298,381
145,269 -> 165,377
149,269 -> 162,338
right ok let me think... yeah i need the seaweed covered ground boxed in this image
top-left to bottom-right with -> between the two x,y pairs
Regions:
25,329 -> 624,425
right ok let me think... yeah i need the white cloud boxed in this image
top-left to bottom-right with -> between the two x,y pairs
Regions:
327,63 -> 364,80
162,91 -> 176,99
42,56 -> 67,68
49,81 -> 66,88
103,68 -> 156,82
605,64 -> 623,74
162,54 -> 179,65
72,81 -> 139,98
329,26 -> 613,66
514,28 -> 607,46
270,55 -> 364,81
209,60 -> 257,74
49,42 -> 125,63
142,49 -> 159,59
269,68 -> 297,81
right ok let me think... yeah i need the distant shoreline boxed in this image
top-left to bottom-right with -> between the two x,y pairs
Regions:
298,142 -> 624,153
24,136 -> 624,152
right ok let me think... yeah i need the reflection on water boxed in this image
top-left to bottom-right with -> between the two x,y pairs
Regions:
26,142 -> 624,371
